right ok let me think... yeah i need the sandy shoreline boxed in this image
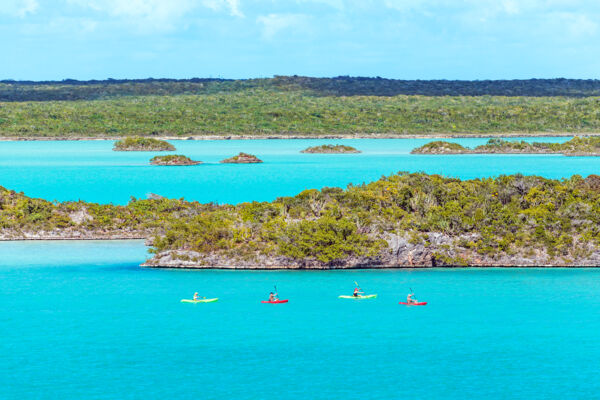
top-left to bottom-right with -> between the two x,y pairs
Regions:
0,132 -> 599,141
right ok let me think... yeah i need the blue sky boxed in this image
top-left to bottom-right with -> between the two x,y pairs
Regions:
2,0 -> 600,80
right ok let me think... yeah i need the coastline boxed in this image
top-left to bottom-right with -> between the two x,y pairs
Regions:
0,132 -> 599,141
141,263 -> 600,269
2,237 -> 599,268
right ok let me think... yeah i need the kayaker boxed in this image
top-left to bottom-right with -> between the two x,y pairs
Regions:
269,292 -> 278,302
193,292 -> 199,301
353,287 -> 363,297
407,293 -> 417,304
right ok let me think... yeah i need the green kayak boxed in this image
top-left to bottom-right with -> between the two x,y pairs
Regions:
181,298 -> 218,303
338,294 -> 377,299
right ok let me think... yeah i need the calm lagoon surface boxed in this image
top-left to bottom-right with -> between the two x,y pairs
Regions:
2,240 -> 600,399
0,137 -> 591,205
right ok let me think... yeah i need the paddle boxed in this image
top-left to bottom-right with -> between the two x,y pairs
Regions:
354,281 -> 364,296
274,284 -> 278,300
409,287 -> 417,303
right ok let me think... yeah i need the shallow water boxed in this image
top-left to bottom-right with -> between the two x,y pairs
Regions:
0,137 -> 590,205
2,240 -> 600,400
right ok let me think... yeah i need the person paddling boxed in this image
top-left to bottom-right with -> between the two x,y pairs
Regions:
193,292 -> 199,301
269,291 -> 279,302
353,286 -> 364,297
407,292 -> 417,304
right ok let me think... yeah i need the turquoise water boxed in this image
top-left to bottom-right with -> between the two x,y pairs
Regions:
2,240 -> 600,399
3,138 -> 600,399
0,137 -> 592,205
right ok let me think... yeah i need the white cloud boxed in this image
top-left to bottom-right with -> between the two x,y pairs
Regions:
19,17 -> 99,35
66,0 -> 243,32
256,13 -> 309,39
501,0 -> 520,15
296,0 -> 345,10
80,18 -> 98,32
383,0 -> 600,16
202,0 -> 244,17
557,13 -> 598,37
382,0 -> 417,12
384,0 -> 512,15
68,0 -> 196,21
382,0 -> 600,36
1,0 -> 39,17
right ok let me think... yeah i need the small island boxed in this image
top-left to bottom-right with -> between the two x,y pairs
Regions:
220,152 -> 263,163
411,137 -> 600,156
7,172 -> 600,267
301,144 -> 361,154
113,137 -> 176,151
150,155 -> 201,166
410,141 -> 467,154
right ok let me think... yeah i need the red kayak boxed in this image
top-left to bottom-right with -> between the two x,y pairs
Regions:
399,301 -> 427,306
261,299 -> 289,304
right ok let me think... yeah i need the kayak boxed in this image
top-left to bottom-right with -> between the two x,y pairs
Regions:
261,299 -> 289,304
399,301 -> 427,306
181,298 -> 218,303
338,294 -> 377,299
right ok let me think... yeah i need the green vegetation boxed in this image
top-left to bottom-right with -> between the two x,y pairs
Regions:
113,137 -> 175,151
149,173 -> 600,266
301,144 -> 361,153
5,172 -> 600,266
150,155 -> 201,165
411,141 -> 468,154
0,185 -> 200,237
412,137 -> 600,156
2,77 -> 600,138
220,153 -> 263,163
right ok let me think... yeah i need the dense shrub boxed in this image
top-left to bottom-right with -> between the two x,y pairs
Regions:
412,137 -> 600,155
113,137 -> 175,151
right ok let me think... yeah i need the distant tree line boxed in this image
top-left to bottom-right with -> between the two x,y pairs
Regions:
2,76 -> 600,102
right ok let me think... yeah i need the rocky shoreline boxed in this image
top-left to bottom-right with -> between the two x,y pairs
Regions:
141,233 -> 600,269
220,152 -> 263,163
150,155 -> 202,166
3,232 -> 600,267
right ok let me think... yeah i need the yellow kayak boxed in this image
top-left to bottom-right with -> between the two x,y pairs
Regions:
181,298 -> 218,303
338,294 -> 377,299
